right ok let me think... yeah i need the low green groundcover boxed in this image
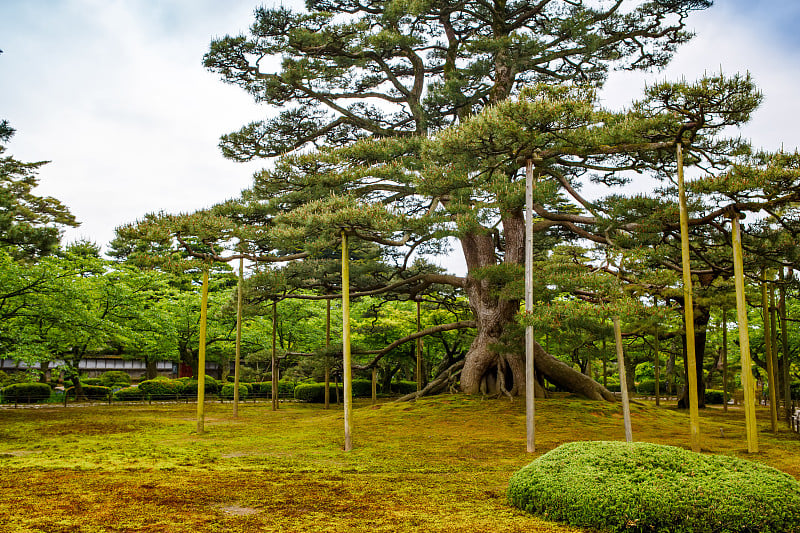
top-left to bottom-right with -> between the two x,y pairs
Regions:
507,441 -> 800,533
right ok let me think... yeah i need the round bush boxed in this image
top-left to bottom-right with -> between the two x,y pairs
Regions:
2,382 -> 52,403
69,385 -> 111,400
99,370 -> 131,388
113,386 -> 144,401
391,380 -> 418,395
81,378 -> 102,386
704,389 -> 726,405
178,375 -> 219,397
138,378 -> 184,399
220,383 -> 249,400
294,382 -> 343,403
634,379 -> 668,395
293,380 -> 372,402
508,441 -> 800,533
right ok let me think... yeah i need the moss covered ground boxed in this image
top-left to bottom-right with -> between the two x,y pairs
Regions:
0,395 -> 797,532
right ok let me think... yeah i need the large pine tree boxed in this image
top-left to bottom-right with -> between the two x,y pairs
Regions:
199,0 -> 716,397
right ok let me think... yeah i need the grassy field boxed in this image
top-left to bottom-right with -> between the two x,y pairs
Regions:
0,395 -> 798,532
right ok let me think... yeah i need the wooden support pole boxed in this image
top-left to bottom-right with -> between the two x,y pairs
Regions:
196,265 -> 209,434
525,159 -> 536,453
722,308 -> 728,413
342,231 -> 353,451
761,270 -> 777,433
416,298 -> 422,393
325,299 -> 331,410
614,316 -> 633,443
371,367 -> 377,406
770,280 -> 780,425
272,300 -> 278,411
233,257 -> 243,417
780,268 -> 792,424
654,298 -> 660,407
676,143 -> 701,452
731,213 -> 758,453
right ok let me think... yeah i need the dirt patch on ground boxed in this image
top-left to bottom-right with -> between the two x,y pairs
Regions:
1,450 -> 41,457
218,504 -> 259,516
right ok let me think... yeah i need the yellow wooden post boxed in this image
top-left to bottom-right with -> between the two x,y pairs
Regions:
342,231 -> 353,451
272,300 -> 278,411
325,299 -> 331,410
676,143 -> 701,452
769,279 -> 780,425
614,316 -> 633,442
196,264 -> 209,434
371,367 -> 377,405
722,308 -> 728,413
233,256 -> 243,417
762,271 -> 778,433
731,213 -> 758,453
416,298 -> 422,393
654,298 -> 660,407
780,268 -> 792,423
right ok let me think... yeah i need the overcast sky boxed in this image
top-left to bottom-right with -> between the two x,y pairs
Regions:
2,1 -> 799,273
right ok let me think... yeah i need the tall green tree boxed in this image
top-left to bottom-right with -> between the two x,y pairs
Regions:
197,0 -> 713,397
0,120 -> 78,260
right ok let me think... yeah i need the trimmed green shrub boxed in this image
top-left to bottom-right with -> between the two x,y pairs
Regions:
99,371 -> 131,388
81,378 -> 102,386
294,382 -> 343,403
179,375 -> 220,397
220,383 -> 250,400
293,380 -> 373,402
250,380 -> 295,398
634,380 -> 668,395
113,386 -> 144,401
2,382 -> 52,403
70,385 -> 111,400
138,378 -> 184,399
391,380 -> 418,395
352,379 -> 372,397
705,389 -> 726,405
250,382 -> 271,397
508,441 -> 800,533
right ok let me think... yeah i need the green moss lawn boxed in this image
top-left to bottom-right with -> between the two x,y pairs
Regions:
0,395 -> 797,532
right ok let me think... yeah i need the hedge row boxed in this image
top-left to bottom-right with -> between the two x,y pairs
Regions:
508,441 -> 800,532
1,382 -> 52,403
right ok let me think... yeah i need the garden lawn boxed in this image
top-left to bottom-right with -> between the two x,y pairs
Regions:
0,395 -> 798,532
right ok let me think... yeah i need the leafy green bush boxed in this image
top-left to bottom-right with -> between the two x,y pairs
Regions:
634,380 -> 668,395
391,380 -> 418,395
113,386 -> 144,401
294,380 -> 372,402
73,385 -> 111,400
220,383 -> 250,400
250,382 -> 271,397
2,382 -> 52,403
705,389 -> 726,405
352,379 -> 372,397
179,375 -> 220,397
99,371 -> 131,388
138,378 -> 184,400
508,441 -> 800,532
250,380 -> 295,398
81,378 -> 102,386
294,382 -> 343,403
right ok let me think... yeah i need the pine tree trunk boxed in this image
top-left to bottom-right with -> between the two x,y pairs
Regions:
458,212 -> 615,402
678,303 -> 710,408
